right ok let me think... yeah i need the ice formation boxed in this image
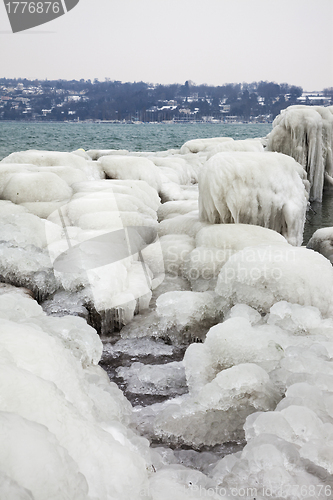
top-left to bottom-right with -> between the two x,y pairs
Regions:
1,116 -> 333,498
199,151 -> 309,246
266,105 -> 333,201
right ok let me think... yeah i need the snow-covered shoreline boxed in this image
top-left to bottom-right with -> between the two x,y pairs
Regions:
0,105 -> 333,499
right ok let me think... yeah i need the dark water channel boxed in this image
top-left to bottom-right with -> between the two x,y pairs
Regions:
303,189 -> 333,244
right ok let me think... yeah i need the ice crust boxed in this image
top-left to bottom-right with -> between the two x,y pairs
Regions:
1,115 -> 333,499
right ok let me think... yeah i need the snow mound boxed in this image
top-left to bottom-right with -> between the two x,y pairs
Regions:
199,151 -> 309,246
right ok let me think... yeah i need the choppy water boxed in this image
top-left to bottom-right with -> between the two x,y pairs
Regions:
0,121 -> 272,160
0,120 -> 332,242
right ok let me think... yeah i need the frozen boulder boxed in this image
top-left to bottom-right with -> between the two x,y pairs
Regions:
215,244 -> 333,316
183,224 -> 288,290
198,151 -> 309,246
2,172 -> 72,204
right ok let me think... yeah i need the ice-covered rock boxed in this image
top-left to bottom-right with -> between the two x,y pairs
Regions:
199,151 -> 309,246
98,155 -> 162,192
183,224 -> 288,290
158,211 -> 206,238
0,292 -> 152,500
155,290 -> 223,342
215,244 -> 333,316
266,105 -> 333,201
150,156 -> 198,185
2,171 -> 72,204
207,138 -> 264,158
183,317 -> 285,393
180,137 -> 234,154
157,200 -> 198,221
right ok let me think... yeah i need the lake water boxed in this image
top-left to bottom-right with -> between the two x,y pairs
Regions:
0,121 -> 272,160
0,121 -> 331,243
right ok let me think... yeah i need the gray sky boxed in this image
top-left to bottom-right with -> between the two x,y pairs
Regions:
1,0 -> 332,91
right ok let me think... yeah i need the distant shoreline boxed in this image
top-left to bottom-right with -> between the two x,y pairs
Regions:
0,119 -> 273,125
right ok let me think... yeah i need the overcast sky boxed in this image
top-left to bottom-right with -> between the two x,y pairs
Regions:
0,0 -> 332,91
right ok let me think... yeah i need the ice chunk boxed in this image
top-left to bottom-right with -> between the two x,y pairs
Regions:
0,241 -> 59,301
195,223 -> 288,249
0,308 -> 150,499
267,301 -> 326,335
215,245 -> 333,316
159,182 -> 199,203
199,152 -> 309,246
103,337 -> 174,359
86,148 -> 130,160
307,226 -> 333,264
280,405 -> 327,444
1,149 -> 90,168
0,211 -> 62,249
148,363 -> 280,447
156,290 -> 223,341
224,304 -> 262,325
117,361 -> 187,397
300,440 -> 333,474
183,317 -> 285,392
244,411 -> 295,442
